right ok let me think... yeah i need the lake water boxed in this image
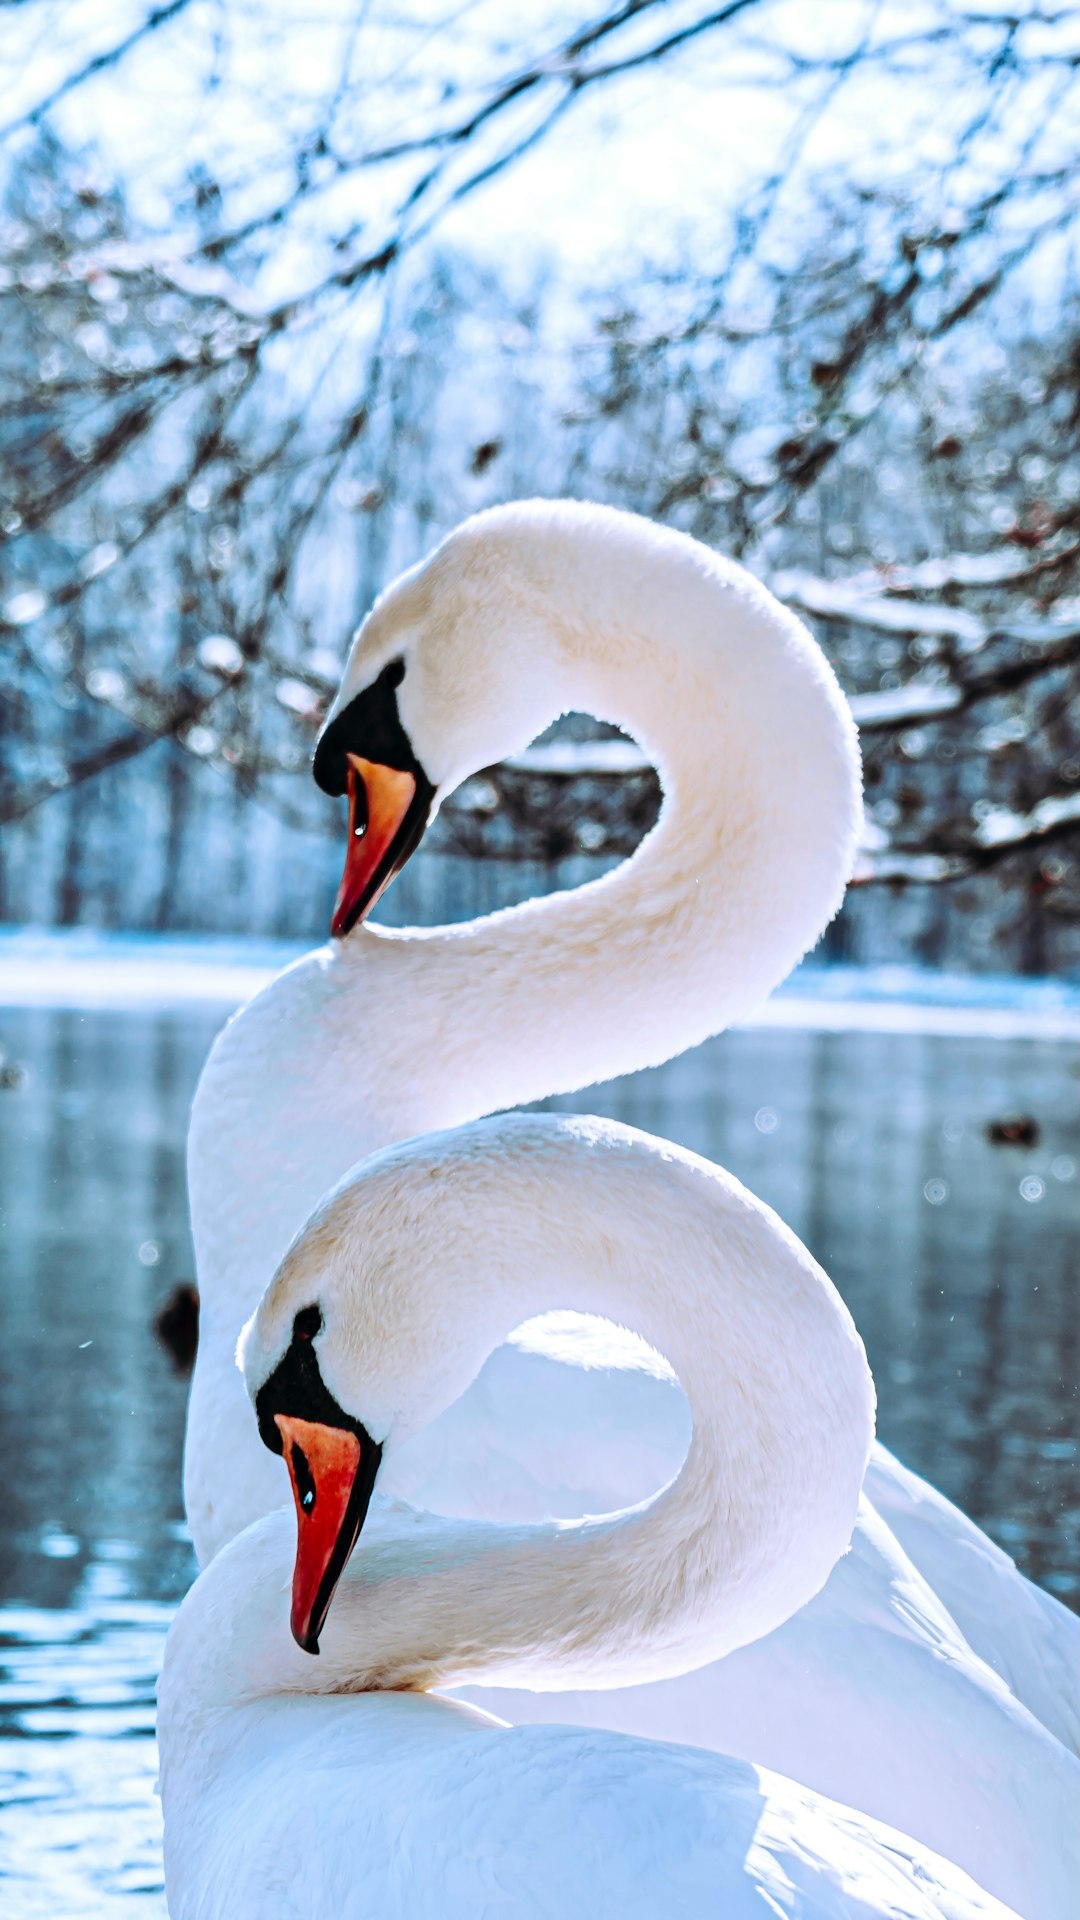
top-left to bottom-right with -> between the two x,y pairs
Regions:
0,989 -> 1077,1916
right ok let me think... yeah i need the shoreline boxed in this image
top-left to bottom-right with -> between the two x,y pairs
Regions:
1,928 -> 1075,1040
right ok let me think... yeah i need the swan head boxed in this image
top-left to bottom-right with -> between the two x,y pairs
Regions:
239,1295 -> 384,1659
312,506 -> 576,934
238,1126 -> 534,1652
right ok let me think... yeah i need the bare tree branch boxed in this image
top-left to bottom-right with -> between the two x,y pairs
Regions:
0,0 -> 199,139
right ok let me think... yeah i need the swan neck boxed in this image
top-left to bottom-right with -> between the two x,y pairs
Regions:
303,1125 -> 874,1698
393,523 -> 861,1108
183,513 -> 861,1568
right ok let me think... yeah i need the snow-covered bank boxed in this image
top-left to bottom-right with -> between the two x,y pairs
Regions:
0,929 -> 1075,1040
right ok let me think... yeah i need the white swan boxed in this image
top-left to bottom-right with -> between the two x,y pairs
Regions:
160,1113 -> 1016,1920
183,502 -> 1078,1912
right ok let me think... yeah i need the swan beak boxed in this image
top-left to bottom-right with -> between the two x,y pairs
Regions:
331,754 -> 419,938
274,1412 -> 381,1655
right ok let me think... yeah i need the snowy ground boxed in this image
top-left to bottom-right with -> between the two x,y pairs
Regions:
0,928 -> 1075,1039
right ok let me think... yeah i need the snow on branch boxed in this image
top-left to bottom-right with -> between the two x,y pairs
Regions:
505,740 -> 649,775
973,790 -> 1080,851
853,790 -> 1080,886
784,547 -> 1076,596
773,568 -> 989,646
848,684 -> 962,728
772,567 -> 1080,655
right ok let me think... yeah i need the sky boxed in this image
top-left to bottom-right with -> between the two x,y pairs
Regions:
3,0 -> 1076,312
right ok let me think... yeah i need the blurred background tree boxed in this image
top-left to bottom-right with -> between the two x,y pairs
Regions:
1,0 -> 1078,968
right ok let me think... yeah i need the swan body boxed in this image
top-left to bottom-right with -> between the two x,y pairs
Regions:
161,1114 -> 1015,1920
448,1484 -> 1076,1919
377,1329 -> 1079,1919
160,1558 -> 1017,1920
862,1445 -> 1080,1757
389,1316 -> 1080,1751
180,503 -> 1077,1910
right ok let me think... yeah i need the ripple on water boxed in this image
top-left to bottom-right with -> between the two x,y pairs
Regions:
0,1601 -> 173,1918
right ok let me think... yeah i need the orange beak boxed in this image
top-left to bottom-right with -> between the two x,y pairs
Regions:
331,754 -> 420,938
274,1413 -> 380,1654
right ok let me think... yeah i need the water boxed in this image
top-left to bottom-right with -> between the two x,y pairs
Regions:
0,997 -> 1077,1916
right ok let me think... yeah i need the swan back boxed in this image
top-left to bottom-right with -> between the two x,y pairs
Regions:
159,1559 -> 1018,1920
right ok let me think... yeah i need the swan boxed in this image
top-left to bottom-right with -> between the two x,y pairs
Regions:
159,1112 -> 1018,1920
183,501 -> 1078,1911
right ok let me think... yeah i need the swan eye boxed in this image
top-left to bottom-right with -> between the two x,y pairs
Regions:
290,1442 -> 317,1513
293,1305 -> 322,1344
350,774 -> 368,841
386,656 -> 405,688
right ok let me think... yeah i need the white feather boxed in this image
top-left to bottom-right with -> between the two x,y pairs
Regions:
179,503 -> 1078,1914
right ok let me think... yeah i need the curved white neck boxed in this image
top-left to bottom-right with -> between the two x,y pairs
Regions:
186,514 -> 861,1563
344,523 -> 860,1113
172,1120 -> 873,1724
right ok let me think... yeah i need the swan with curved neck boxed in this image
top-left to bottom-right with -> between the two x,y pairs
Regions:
242,1112 -> 875,1683
181,502 -> 1079,1914
160,1114 -> 1015,1919
186,501 -> 859,1562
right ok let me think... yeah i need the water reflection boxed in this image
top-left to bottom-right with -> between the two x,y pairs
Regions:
0,1002 -> 1076,1915
0,1007 -> 202,1919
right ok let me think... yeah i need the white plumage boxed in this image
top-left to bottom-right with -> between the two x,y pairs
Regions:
161,1115 -> 1016,1920
175,502 -> 1077,1915
161,1676 -> 1021,1919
